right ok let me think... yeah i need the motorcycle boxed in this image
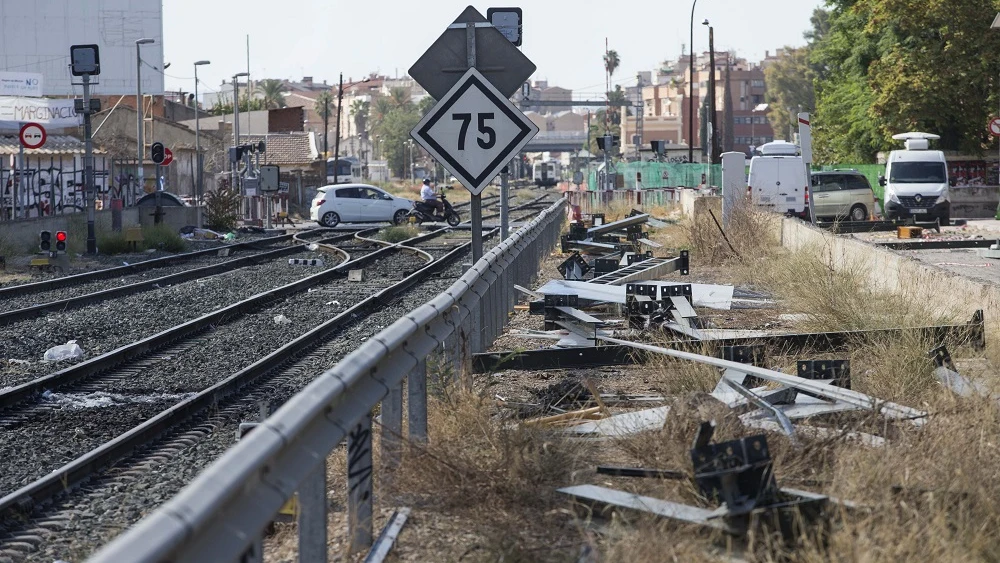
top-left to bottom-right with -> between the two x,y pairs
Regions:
408,190 -> 462,227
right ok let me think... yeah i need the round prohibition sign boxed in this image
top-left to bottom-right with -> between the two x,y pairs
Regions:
989,117 -> 1000,138
19,122 -> 47,149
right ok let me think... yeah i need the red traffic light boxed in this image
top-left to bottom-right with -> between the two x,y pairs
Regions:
56,231 -> 67,242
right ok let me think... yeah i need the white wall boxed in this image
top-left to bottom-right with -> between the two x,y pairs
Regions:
0,0 -> 164,96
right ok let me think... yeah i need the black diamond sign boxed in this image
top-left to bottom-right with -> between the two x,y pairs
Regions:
408,6 -> 536,100
411,68 -> 538,196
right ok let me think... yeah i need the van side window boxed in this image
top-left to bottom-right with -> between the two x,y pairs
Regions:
847,176 -> 871,191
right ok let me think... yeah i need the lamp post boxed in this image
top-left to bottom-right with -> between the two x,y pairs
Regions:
194,60 -> 209,228
135,38 -> 154,193
688,0 -> 698,164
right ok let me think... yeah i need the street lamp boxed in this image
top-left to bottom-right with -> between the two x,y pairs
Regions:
194,60 -> 210,228
135,38 -> 154,193
688,0 -> 699,164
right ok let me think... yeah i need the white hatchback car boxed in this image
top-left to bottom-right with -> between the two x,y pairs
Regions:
310,184 -> 414,227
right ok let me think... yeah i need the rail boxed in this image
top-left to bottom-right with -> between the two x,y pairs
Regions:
90,197 -> 567,563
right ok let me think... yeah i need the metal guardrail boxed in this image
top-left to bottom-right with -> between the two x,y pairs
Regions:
90,197 -> 567,563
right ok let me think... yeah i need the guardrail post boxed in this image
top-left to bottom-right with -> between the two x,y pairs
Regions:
382,381 -> 403,469
298,459 -> 328,563
348,412 -> 374,553
408,358 -> 428,443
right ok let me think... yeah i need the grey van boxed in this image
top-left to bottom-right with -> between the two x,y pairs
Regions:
810,170 -> 877,221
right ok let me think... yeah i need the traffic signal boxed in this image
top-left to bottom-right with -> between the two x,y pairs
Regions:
151,142 -> 165,164
55,231 -> 67,252
39,231 -> 51,252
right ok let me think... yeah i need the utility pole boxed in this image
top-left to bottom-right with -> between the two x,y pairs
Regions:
323,94 -> 330,159
135,38 -> 153,194
688,0 -> 698,163
232,71 -> 249,193
194,60 -> 210,229
333,73 -> 344,184
707,25 -> 718,164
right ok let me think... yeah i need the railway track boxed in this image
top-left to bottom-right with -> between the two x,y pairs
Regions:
0,222 -> 503,562
0,230 -> 356,324
0,198 -> 553,561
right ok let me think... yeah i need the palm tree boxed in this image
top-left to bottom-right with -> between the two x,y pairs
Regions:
315,90 -> 335,157
388,87 -> 412,110
603,50 -> 620,79
351,99 -> 370,139
256,79 -> 287,109
369,95 -> 395,134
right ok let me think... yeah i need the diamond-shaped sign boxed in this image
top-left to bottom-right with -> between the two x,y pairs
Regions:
412,68 -> 538,196
409,6 -> 536,100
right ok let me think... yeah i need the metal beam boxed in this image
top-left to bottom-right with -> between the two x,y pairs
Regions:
875,239 -> 999,251
473,310 -> 985,372
600,335 -> 928,424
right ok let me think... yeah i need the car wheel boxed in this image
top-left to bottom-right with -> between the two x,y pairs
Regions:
446,213 -> 461,227
321,211 -> 340,227
393,209 -> 408,225
849,204 -> 868,222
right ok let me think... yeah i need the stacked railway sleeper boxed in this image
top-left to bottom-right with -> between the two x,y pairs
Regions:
0,203 -> 550,561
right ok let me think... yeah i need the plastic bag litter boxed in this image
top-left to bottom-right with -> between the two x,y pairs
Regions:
307,243 -> 319,251
224,232 -> 236,241
273,314 -> 292,325
43,340 -> 84,362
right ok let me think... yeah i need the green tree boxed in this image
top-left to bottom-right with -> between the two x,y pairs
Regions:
388,87 -> 413,111
417,96 -> 437,116
369,96 -> 395,133
351,99 -> 370,139
764,47 -> 815,143
811,0 -> 1000,162
256,79 -> 287,109
377,108 -> 422,177
209,94 -> 265,115
604,49 -> 620,78
606,85 -> 628,126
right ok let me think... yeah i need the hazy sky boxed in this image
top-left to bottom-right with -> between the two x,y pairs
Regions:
163,0 -> 823,99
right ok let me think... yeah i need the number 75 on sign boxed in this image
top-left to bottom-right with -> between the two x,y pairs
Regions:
411,68 -> 538,195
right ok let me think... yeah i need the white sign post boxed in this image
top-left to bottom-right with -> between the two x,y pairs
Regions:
411,68 -> 538,196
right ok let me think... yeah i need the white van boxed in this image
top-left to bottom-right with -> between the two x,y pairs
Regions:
878,132 -> 950,225
747,141 -> 809,217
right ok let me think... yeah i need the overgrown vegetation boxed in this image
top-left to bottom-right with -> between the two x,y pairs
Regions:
204,188 -> 242,232
378,225 -> 419,243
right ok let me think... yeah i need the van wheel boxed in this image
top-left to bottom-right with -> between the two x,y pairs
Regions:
849,204 -> 868,222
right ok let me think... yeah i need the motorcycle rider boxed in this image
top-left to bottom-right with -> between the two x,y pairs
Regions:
419,178 -> 444,218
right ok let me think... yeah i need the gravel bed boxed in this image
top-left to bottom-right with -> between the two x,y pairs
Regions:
0,248 -> 339,389
0,242 -> 295,314
0,252 -> 428,497
19,256 -> 470,562
0,232 -> 293,290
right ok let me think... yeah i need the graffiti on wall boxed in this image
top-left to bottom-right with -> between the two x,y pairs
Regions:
0,157 -> 151,220
949,161 -> 998,187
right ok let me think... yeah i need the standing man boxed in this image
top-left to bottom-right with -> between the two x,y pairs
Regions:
420,178 -> 443,217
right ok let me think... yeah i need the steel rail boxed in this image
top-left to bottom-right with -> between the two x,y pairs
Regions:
0,227 -> 454,412
0,232 -> 360,327
89,199 -> 567,563
0,231 -> 305,298
0,232 -> 478,523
